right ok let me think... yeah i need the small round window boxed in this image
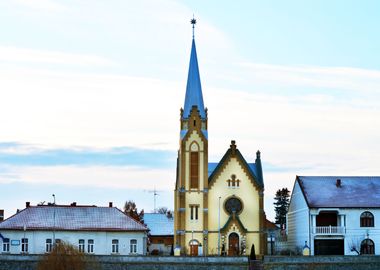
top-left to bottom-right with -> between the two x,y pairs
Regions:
224,197 -> 243,215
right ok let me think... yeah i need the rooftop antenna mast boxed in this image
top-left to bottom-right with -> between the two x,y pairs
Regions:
148,187 -> 159,213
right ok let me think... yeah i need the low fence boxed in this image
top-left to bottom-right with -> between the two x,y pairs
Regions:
0,254 -> 249,270
264,255 -> 380,270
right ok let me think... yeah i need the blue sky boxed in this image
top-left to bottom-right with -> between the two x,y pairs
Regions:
0,0 -> 380,220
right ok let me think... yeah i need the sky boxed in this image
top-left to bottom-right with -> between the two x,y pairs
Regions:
1,0 -> 380,220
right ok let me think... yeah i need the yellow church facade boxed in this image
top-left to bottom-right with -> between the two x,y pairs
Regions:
174,20 -> 266,256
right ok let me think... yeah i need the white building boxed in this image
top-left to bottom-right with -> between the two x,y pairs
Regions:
0,202 -> 148,255
287,176 -> 379,255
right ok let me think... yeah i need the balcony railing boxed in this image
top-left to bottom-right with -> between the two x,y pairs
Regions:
313,226 -> 345,235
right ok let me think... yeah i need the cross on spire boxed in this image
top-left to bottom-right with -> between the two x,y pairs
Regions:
190,16 -> 196,39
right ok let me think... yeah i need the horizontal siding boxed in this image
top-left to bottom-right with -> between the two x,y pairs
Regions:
287,180 -> 309,252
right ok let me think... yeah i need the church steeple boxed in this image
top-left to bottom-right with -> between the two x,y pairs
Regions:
183,18 -> 206,120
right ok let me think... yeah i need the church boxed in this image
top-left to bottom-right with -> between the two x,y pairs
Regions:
174,19 -> 266,256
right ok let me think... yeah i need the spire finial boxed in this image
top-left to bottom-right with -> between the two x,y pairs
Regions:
190,15 -> 196,39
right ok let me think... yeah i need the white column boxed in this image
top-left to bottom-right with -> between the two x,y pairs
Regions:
311,215 -> 316,233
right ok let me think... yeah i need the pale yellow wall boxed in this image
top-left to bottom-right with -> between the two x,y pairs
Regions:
207,157 -> 261,253
183,130 -> 206,242
185,192 -> 204,232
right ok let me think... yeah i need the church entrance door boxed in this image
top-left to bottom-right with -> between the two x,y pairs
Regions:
228,233 -> 239,256
189,240 -> 199,256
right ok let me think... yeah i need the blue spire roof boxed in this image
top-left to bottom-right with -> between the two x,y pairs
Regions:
183,38 -> 206,119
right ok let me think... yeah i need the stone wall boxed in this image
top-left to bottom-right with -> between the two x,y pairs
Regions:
264,255 -> 380,270
0,254 -> 248,270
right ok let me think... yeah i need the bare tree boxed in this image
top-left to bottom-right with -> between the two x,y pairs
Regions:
124,200 -> 144,223
37,242 -> 99,270
156,207 -> 168,214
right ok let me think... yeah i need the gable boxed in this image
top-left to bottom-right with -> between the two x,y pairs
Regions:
208,148 -> 263,190
181,130 -> 207,152
221,215 -> 248,233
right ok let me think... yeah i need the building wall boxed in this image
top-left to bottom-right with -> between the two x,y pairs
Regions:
0,230 -> 147,255
343,209 -> 380,255
287,180 -> 310,253
175,127 -> 208,254
310,208 -> 380,255
208,156 -> 261,255
149,236 -> 173,255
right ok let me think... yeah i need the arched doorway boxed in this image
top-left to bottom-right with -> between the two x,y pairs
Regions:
361,239 -> 375,254
228,233 -> 239,256
189,240 -> 199,256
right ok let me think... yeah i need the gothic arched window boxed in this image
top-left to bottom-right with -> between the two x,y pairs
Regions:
361,239 -> 375,255
190,143 -> 199,189
360,211 -> 374,227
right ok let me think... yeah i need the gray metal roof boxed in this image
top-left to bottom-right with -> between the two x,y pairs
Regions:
183,38 -> 206,119
297,176 -> 380,208
0,205 -> 147,231
144,213 -> 173,236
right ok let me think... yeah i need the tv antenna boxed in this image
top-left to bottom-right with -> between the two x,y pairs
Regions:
146,187 -> 160,213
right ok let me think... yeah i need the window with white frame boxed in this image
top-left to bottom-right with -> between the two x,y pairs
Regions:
2,238 -> 9,252
46,239 -> 52,253
87,239 -> 94,253
78,239 -> 85,252
21,238 -> 28,253
112,239 -> 119,253
130,239 -> 137,254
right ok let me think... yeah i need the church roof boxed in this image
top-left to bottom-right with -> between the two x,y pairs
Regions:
208,143 -> 264,189
0,205 -> 147,232
297,176 -> 380,208
183,38 -> 206,119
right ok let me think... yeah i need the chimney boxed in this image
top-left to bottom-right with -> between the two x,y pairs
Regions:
26,202 -> 30,208
109,202 -> 113,207
0,210 -> 4,221
336,179 -> 342,188
71,202 -> 77,206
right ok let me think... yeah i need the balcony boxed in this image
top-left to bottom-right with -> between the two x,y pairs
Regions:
312,226 -> 345,235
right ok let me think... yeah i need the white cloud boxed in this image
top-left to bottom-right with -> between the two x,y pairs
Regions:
0,165 -> 175,190
237,62 -> 380,93
0,46 -> 115,67
12,0 -> 69,12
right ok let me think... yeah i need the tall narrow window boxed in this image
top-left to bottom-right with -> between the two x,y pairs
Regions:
21,238 -> 28,253
130,239 -> 137,254
3,238 -> 9,252
78,239 -> 85,252
190,205 -> 199,221
112,239 -> 119,253
46,239 -> 52,253
190,152 -> 199,189
87,239 -> 94,253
